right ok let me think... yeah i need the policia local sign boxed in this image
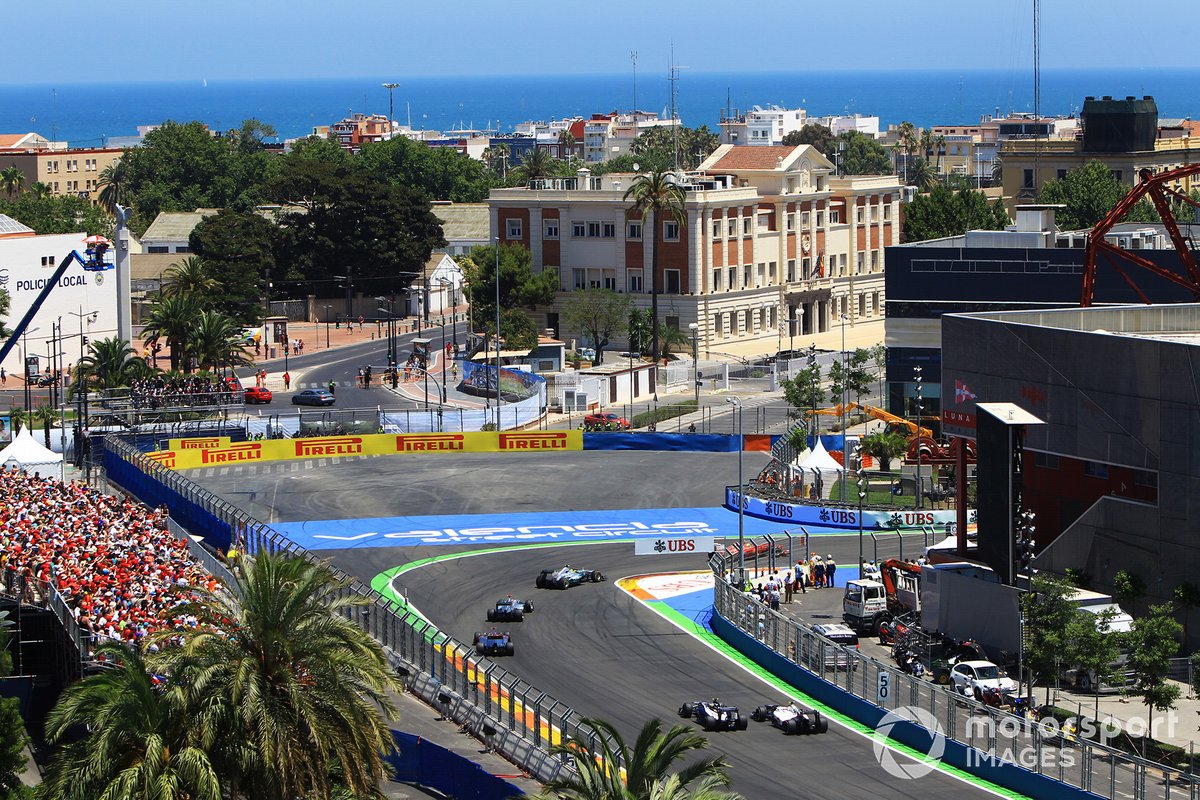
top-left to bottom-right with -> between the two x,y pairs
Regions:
149,430 -> 582,470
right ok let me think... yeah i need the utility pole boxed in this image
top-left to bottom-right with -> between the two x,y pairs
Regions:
631,51 -> 638,141
383,83 -> 399,136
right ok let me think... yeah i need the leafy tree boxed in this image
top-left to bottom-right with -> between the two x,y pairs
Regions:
0,193 -> 113,238
188,209 -> 276,323
1175,581 -> 1200,640
781,124 -> 835,154
536,717 -> 733,800
141,295 -> 202,372
460,243 -> 556,351
834,131 -> 893,175
0,289 -> 10,340
628,308 -> 651,355
229,118 -> 277,153
358,135 -> 496,202
1037,160 -> 1159,231
40,643 -> 220,800
782,362 -> 822,422
870,344 -> 887,403
629,125 -> 721,172
284,135 -> 350,166
1113,569 -> 1146,617
95,159 -> 130,214
846,347 -> 872,405
625,170 -> 687,361
31,403 -> 56,448
1066,606 -> 1124,720
27,182 -> 50,200
861,430 -> 906,472
480,143 -> 511,179
902,183 -> 1008,242
826,359 -> 846,407
1021,573 -> 1080,702
268,160 -> 445,297
1125,603 -> 1183,754
151,553 -> 397,800
561,288 -> 630,365
0,167 -> 24,198
76,337 -> 145,392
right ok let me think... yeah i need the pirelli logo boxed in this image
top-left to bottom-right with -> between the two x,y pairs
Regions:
499,432 -> 569,451
147,451 -> 177,468
200,442 -> 264,465
294,437 -> 364,457
179,437 -> 225,449
398,433 -> 465,452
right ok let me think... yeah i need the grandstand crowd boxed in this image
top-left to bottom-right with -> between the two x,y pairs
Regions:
118,375 -> 241,409
0,467 -> 221,648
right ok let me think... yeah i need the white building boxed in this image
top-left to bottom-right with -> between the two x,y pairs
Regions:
0,217 -> 119,376
719,105 -> 808,146
810,114 -> 881,138
583,111 -> 679,163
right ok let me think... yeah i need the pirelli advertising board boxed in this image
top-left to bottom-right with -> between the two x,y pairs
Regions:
148,430 -> 582,470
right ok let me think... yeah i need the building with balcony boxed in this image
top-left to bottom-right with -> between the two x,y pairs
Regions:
583,111 -> 678,163
330,113 -> 396,153
488,144 -> 901,358
1000,96 -> 1200,212
1,147 -> 123,203
719,105 -> 808,146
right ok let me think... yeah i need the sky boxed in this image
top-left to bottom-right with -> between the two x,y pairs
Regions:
2,0 -> 1191,85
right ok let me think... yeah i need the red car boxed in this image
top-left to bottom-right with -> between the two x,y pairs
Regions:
244,386 -> 273,404
583,412 -> 631,431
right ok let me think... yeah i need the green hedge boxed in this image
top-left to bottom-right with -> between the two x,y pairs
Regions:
631,399 -> 698,428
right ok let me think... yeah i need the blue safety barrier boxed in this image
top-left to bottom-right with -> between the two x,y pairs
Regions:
583,432 -> 738,452
386,731 -> 525,799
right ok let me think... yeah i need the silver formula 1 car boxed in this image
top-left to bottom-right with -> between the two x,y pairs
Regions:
678,698 -> 749,731
750,703 -> 829,735
535,565 -> 606,589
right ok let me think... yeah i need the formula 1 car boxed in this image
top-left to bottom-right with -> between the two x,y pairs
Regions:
473,629 -> 515,656
678,698 -> 749,731
750,703 -> 829,735
535,565 -> 606,589
487,596 -> 534,622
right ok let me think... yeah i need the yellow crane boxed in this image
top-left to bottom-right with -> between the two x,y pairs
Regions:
805,402 -> 936,440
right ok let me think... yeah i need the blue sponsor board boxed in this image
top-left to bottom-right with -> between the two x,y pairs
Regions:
273,506 -> 844,550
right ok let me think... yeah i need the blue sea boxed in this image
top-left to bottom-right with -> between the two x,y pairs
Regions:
1,68 -> 1197,148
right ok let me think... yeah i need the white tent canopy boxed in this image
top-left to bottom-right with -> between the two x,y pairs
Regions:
0,425 -> 63,479
793,439 -> 845,499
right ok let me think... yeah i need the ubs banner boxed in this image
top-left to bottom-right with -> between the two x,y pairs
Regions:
148,430 -> 583,470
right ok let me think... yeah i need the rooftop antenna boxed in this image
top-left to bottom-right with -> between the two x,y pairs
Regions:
668,45 -> 689,172
632,50 -> 638,143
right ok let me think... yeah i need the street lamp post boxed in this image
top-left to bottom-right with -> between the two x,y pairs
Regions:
727,397 -> 745,586
494,238 -> 502,431
688,322 -> 699,408
21,326 -> 40,415
840,312 -> 849,493
854,441 -> 865,579
323,305 -> 332,349
382,82 -> 399,133
913,366 -> 924,509
68,307 -> 95,451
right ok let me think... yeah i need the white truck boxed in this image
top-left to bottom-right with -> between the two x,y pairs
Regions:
842,559 -> 922,636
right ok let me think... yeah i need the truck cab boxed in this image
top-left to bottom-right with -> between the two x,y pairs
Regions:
843,579 -> 889,635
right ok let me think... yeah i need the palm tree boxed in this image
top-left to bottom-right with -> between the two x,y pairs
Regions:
919,129 -> 935,164
624,170 -> 687,362
96,159 -> 130,214
538,717 -> 732,800
906,158 -> 940,192
934,134 -> 947,176
658,323 -> 690,358
161,255 -> 219,300
648,773 -> 743,800
894,121 -> 917,182
41,643 -> 221,800
141,295 -> 201,372
77,336 -> 145,391
6,407 -> 28,437
512,147 -> 556,185
558,129 -> 577,158
190,310 -> 252,373
28,181 -> 51,199
151,553 -> 398,800
0,166 -> 24,198
31,404 -> 56,449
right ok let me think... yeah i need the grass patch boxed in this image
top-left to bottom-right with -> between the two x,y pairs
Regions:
631,399 -> 698,428
827,477 -> 919,508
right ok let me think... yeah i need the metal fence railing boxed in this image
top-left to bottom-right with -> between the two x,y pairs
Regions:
1,569 -> 89,680
709,539 -> 1200,800
101,434 -> 588,784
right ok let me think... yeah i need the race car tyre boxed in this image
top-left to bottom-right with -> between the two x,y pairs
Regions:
504,643 -> 515,656
784,719 -> 799,735
701,718 -> 714,732
475,643 -> 484,654
596,571 -> 606,582
735,717 -> 748,731
523,601 -> 534,613
513,611 -> 523,622
678,703 -> 694,718
751,706 -> 769,722
487,610 -> 496,622
535,575 -> 546,589
816,717 -> 828,734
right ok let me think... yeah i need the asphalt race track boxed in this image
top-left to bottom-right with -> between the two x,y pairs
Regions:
189,453 -> 1003,799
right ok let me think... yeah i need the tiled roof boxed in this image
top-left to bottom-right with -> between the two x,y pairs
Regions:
0,134 -> 28,149
140,209 -> 218,242
709,146 -> 798,170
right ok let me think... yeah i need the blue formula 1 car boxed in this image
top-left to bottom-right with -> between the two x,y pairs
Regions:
678,698 -> 748,731
474,629 -> 515,656
535,565 -> 606,590
487,596 -> 534,622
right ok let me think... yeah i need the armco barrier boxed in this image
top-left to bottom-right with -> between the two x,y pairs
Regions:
386,731 -> 523,800
100,434 -> 597,787
709,543 -> 1200,800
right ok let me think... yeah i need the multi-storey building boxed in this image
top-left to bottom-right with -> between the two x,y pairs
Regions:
330,113 -> 395,153
488,144 -> 901,358
719,106 -> 808,146
1,147 -> 124,203
582,111 -> 678,163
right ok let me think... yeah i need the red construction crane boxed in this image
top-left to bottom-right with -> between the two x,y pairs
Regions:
1081,164 -> 1200,307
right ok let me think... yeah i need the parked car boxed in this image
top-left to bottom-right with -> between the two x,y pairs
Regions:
950,660 -> 1017,700
291,389 -> 336,406
244,386 -> 273,405
811,623 -> 860,671
582,412 -> 631,431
